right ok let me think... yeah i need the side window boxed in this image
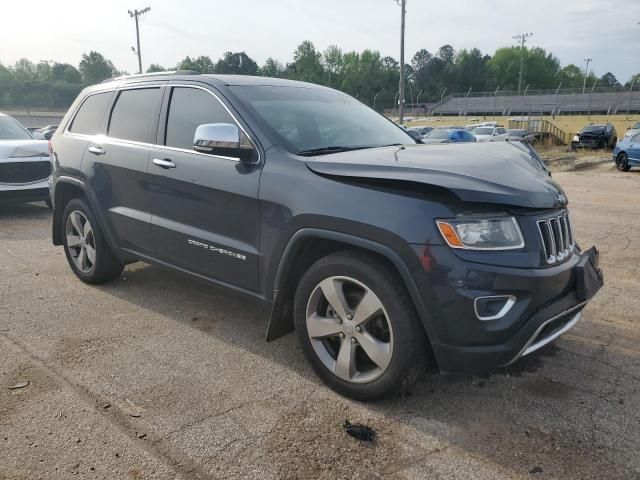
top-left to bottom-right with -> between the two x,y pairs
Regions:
165,87 -> 235,150
108,88 -> 162,143
69,92 -> 112,135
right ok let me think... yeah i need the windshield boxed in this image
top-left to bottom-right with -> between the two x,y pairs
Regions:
473,127 -> 493,135
581,125 -> 604,134
0,116 -> 32,140
425,129 -> 451,140
633,122 -> 640,129
509,130 -> 526,137
230,85 -> 413,155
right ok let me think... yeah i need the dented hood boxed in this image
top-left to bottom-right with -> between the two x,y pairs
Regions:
305,142 -> 568,209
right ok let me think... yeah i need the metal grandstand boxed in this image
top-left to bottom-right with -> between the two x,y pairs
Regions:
425,86 -> 640,116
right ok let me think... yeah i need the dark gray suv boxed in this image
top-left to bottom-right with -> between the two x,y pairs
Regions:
50,72 -> 603,400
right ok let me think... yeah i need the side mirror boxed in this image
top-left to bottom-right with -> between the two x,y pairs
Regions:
44,131 -> 53,140
193,123 -> 258,163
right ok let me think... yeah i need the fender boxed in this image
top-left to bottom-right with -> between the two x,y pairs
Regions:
265,228 -> 437,344
51,175 -> 127,263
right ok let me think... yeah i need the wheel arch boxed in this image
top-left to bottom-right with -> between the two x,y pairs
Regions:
265,228 -> 436,351
51,177 -> 124,262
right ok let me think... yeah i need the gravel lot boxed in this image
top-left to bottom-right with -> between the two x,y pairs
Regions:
1,159 -> 639,479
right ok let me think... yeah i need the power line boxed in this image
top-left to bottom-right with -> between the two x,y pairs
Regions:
128,7 -> 151,74
395,0 -> 406,124
512,32 -> 533,96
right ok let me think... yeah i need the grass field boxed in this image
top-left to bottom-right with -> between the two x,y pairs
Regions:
405,114 -> 640,141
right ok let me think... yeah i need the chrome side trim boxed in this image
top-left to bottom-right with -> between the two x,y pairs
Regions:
63,83 -> 260,165
506,301 -> 588,365
473,295 -> 517,321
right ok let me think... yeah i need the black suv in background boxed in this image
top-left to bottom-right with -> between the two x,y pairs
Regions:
571,123 -> 617,151
50,72 -> 603,400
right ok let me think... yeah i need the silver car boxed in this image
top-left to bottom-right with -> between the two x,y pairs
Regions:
0,113 -> 52,206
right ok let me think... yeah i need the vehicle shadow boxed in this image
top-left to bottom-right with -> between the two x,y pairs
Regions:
96,261 -> 568,395
0,201 -> 52,220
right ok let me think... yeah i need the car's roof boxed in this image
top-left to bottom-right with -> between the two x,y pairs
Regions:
202,74 -> 327,88
96,72 -> 330,91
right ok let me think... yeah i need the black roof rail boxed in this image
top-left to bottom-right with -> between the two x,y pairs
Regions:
101,70 -> 200,83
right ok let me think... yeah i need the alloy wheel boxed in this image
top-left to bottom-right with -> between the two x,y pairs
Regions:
305,276 -> 394,383
65,210 -> 96,274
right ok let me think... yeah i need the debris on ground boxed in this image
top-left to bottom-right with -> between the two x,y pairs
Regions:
123,399 -> 143,418
530,466 -> 544,474
343,420 -> 376,442
8,381 -> 29,390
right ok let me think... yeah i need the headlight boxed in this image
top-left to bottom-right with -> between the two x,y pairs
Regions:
436,216 -> 525,250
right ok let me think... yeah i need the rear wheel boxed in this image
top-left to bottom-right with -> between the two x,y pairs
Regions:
62,198 -> 124,284
616,152 -> 631,172
294,251 -> 427,401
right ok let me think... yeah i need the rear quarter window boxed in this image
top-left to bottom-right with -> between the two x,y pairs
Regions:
69,92 -> 112,135
108,88 -> 163,143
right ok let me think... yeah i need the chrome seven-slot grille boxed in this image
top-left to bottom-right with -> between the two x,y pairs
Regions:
537,212 -> 575,264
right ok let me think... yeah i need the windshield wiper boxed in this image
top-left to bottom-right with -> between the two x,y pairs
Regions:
296,146 -> 373,157
297,144 -> 405,157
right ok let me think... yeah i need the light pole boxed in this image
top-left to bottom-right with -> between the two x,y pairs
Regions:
416,89 -> 423,117
128,7 -> 151,74
513,32 -> 533,95
582,58 -> 592,95
395,0 -> 407,124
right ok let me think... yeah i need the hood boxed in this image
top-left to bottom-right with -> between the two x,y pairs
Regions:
0,140 -> 49,160
579,127 -> 605,136
305,142 -> 568,209
421,138 -> 449,144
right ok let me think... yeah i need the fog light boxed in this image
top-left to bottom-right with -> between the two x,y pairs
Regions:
474,295 -> 516,321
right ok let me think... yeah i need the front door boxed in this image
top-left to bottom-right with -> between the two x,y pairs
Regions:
148,85 -> 262,292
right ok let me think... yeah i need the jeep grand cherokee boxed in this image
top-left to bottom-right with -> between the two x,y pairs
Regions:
49,72 -> 603,401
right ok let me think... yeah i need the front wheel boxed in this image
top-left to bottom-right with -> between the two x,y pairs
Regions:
616,153 -> 631,172
62,198 -> 124,284
294,251 -> 427,401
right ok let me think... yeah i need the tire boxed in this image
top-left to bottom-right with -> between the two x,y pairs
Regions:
294,251 -> 427,401
61,198 -> 124,284
616,152 -> 631,172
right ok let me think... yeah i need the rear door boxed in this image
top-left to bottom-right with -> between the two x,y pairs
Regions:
148,84 -> 262,292
84,85 -> 164,256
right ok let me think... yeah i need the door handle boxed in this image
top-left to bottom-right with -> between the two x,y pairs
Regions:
88,146 -> 105,155
152,158 -> 176,169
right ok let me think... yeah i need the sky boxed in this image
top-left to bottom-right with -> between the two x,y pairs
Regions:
1,0 -> 638,86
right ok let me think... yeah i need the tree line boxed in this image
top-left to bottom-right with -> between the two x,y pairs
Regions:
1,42 -> 638,110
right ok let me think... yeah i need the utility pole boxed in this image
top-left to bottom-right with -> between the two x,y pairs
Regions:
128,7 -> 151,74
582,58 -> 592,95
396,0 -> 407,124
513,33 -> 533,96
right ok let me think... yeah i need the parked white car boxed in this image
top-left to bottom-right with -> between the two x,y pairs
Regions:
0,113 -> 52,206
472,126 -> 509,142
623,121 -> 640,139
